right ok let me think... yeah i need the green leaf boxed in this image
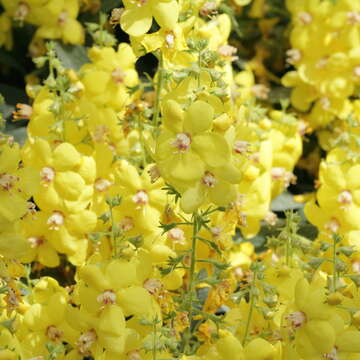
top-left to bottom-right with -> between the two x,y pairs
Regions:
54,41 -> 89,71
4,122 -> 27,145
0,103 -> 14,121
268,86 -> 291,104
271,191 -> 304,212
297,222 -> 318,241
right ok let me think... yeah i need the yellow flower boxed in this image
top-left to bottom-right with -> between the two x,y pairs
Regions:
130,22 -> 190,66
23,138 -> 96,214
197,330 -> 244,360
180,167 -> 238,213
244,338 -> 278,360
32,0 -> 84,44
81,44 -> 139,111
284,275 -> 339,358
316,148 -> 360,230
77,250 -> 157,318
120,0 -> 179,37
21,282 -> 77,358
0,141 -> 38,223
66,304 -> 132,357
155,99 -> 232,191
91,143 -> 122,215
234,68 -> 270,104
111,161 -> 167,237
0,329 -> 22,359
19,211 -> 60,267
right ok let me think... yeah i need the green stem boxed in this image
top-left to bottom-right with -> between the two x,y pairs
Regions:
242,269 -> 257,346
109,205 -> 116,257
136,114 -> 147,168
198,50 -> 202,87
152,316 -> 157,360
332,237 -> 337,293
183,212 -> 199,354
153,52 -> 164,126
285,235 -> 290,267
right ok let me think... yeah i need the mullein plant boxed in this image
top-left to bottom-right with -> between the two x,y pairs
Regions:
0,0 -> 360,359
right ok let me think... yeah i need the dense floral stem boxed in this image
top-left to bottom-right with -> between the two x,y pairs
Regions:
183,212 -> 199,354
153,52 -> 164,126
242,268 -> 257,346
152,317 -> 157,360
285,235 -> 290,267
332,235 -> 338,293
108,204 -> 117,257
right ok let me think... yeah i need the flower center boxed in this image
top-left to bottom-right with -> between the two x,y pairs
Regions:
112,68 -> 126,83
27,236 -> 45,248
94,178 -> 112,192
324,217 -> 340,233
251,84 -> 269,99
132,190 -> 149,206
134,0 -> 148,6
323,347 -> 338,360
58,11 -> 68,25
46,325 -> 64,342
0,173 -> 19,191
40,167 -> 55,186
316,57 -> 328,69
127,350 -> 142,360
354,66 -> 360,78
347,11 -> 360,25
109,8 -> 124,26
93,125 -> 109,142
167,227 -> 186,245
319,97 -> 331,110
264,211 -> 277,226
271,167 -> 285,180
77,329 -> 97,355
352,261 -> 360,273
210,226 -> 222,237
200,1 -> 218,16
218,45 -> 238,60
286,311 -> 307,328
172,133 -> 191,152
165,32 -> 175,48
14,2 -> 30,22
143,278 -> 163,295
202,171 -> 217,187
120,216 -> 134,232
338,190 -> 352,205
286,49 -> 301,65
233,140 -> 250,154
47,211 -> 64,231
298,11 -> 312,24
97,290 -> 116,305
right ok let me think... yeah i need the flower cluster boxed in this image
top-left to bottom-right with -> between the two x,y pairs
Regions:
283,0 -> 360,129
0,1 -> 359,360
0,0 -> 87,52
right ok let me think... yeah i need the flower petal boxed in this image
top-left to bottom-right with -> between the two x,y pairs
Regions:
180,184 -> 205,213
184,100 -> 214,135
192,133 -> 230,167
152,0 -> 179,30
120,7 -> 152,37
